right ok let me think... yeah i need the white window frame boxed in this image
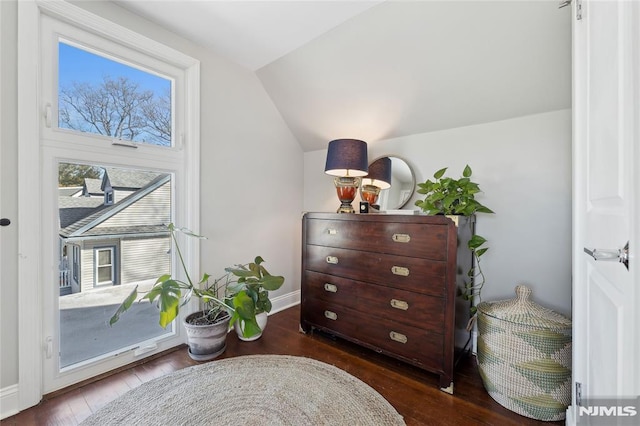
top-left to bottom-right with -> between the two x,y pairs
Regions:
18,0 -> 200,407
94,246 -> 115,286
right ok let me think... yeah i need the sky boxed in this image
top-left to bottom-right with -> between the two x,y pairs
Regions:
58,41 -> 171,96
57,41 -> 172,146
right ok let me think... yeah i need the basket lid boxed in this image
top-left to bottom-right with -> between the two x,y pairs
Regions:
477,285 -> 571,328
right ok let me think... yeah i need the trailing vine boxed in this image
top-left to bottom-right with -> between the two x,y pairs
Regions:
415,165 -> 494,321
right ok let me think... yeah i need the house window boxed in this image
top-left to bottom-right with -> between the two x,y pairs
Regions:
94,247 -> 115,286
105,189 -> 114,205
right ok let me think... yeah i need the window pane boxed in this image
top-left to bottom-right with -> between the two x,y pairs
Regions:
58,162 -> 173,368
98,250 -> 111,266
97,266 -> 112,283
58,42 -> 173,147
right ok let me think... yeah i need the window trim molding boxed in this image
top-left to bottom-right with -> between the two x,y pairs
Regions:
18,0 -> 200,408
94,246 -> 116,286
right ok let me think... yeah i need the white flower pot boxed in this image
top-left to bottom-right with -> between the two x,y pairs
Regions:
234,311 -> 268,341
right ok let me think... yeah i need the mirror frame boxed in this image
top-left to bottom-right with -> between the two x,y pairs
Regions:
363,155 -> 416,210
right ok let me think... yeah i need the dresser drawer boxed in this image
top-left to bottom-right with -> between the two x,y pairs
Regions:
305,218 -> 448,260
303,270 -> 445,330
305,245 -> 447,297
301,300 -> 444,370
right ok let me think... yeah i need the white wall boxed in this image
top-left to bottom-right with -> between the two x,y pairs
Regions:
304,110 -> 572,316
0,0 -> 20,393
0,0 -> 303,399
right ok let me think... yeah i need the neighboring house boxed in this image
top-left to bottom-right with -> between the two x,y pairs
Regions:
58,169 -> 172,296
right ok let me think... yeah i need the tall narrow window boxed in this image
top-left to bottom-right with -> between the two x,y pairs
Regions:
22,4 -> 201,395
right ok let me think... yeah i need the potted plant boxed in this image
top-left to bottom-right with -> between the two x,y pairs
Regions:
109,223 -> 283,359
225,257 -> 285,341
415,165 -> 494,318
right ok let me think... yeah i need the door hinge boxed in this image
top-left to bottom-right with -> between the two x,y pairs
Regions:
576,382 -> 583,406
576,0 -> 582,21
559,0 -> 582,21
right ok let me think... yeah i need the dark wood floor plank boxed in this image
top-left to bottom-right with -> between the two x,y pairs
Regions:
1,306 -> 563,425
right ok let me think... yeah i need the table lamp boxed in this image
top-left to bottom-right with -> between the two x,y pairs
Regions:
324,139 -> 368,213
361,156 -> 392,209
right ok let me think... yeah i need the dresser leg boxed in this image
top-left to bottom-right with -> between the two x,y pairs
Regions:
299,322 -> 311,334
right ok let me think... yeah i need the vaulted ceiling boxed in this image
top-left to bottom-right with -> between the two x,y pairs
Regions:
114,1 -> 572,152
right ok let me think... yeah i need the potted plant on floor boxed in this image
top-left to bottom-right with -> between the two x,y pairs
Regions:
109,224 -> 283,359
225,257 -> 285,341
415,165 -> 494,319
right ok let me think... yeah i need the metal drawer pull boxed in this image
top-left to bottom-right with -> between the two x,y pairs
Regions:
392,233 -> 411,243
389,331 -> 408,344
327,228 -> 338,235
391,266 -> 410,276
324,283 -> 338,293
324,310 -> 338,320
390,299 -> 409,310
326,256 -> 339,264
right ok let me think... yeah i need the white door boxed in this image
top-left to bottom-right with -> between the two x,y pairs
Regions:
570,0 -> 639,423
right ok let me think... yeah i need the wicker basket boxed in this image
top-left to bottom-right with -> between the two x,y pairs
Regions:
477,285 -> 572,421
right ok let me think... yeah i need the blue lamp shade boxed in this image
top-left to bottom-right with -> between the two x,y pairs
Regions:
362,157 -> 392,189
324,139 -> 368,177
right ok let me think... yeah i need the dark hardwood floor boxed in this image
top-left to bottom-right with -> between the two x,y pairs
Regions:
2,306 -> 563,425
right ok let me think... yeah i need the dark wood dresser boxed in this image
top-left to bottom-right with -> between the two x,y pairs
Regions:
300,212 -> 474,393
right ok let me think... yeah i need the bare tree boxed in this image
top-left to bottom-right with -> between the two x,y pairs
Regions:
141,87 -> 172,144
59,76 -> 171,146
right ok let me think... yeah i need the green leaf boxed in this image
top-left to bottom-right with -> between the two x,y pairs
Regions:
468,235 -> 487,250
232,291 -> 256,320
142,279 -> 182,328
475,248 -> 489,257
433,167 -> 448,179
476,206 -> 495,214
237,317 -> 262,338
463,165 -> 472,178
260,275 -> 284,291
254,256 -> 264,265
109,286 -> 139,326
174,226 -> 206,239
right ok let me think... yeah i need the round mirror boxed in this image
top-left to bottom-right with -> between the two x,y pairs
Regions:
363,156 -> 416,210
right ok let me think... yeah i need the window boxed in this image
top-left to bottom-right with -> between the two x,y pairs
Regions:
94,247 -> 115,286
105,189 -> 114,205
58,41 -> 173,147
18,0 -> 201,396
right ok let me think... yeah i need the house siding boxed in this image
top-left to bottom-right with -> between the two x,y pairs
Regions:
96,182 -> 170,229
121,236 -> 170,284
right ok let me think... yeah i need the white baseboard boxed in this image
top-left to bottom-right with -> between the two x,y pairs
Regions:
270,290 -> 300,315
0,384 -> 19,420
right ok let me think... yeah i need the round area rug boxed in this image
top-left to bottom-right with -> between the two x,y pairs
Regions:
81,354 -> 405,425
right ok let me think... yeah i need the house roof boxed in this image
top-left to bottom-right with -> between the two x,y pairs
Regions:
58,196 -> 107,229
60,172 -> 171,239
102,168 -> 163,190
59,186 -> 82,197
83,178 -> 103,196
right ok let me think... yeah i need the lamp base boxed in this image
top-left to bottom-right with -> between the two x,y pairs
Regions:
334,176 -> 361,214
337,203 -> 355,214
